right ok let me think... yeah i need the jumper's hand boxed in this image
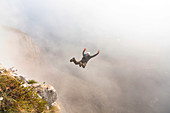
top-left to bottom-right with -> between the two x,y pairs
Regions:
84,48 -> 86,51
98,50 -> 100,54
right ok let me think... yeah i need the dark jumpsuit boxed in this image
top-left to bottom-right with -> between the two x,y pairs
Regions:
71,49 -> 99,68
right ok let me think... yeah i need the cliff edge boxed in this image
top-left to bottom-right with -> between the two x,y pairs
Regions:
0,64 -> 61,112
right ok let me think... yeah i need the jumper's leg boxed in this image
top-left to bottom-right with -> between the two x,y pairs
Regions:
70,57 -> 80,65
82,63 -> 87,68
70,57 -> 75,62
79,62 -> 82,67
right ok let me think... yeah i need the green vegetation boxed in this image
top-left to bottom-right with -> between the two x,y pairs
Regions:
0,69 -> 48,112
27,80 -> 38,84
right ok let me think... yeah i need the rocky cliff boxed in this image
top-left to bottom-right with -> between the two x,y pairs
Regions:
0,27 -> 61,112
0,64 -> 60,112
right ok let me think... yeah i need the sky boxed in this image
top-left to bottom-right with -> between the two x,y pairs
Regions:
1,0 -> 170,55
1,0 -> 170,113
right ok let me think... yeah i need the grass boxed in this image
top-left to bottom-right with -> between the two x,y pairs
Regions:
27,80 -> 38,84
0,69 -> 48,112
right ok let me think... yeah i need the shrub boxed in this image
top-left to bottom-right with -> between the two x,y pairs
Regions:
27,80 -> 38,84
0,71 -> 47,112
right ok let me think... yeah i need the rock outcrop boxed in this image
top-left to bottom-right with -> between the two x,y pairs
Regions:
9,66 -> 58,108
0,64 -> 60,112
31,84 -> 57,107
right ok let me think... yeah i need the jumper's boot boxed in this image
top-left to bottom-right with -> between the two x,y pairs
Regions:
79,62 -> 82,67
70,57 -> 75,62
82,63 -> 86,68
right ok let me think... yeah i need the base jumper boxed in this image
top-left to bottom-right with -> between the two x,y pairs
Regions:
70,48 -> 100,68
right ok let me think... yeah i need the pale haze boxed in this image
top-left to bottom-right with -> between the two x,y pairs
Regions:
1,0 -> 170,113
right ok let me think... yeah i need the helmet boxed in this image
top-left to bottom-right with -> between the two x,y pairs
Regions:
87,52 -> 90,55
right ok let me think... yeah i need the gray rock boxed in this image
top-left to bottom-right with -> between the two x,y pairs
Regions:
19,75 -> 28,83
32,84 -> 57,107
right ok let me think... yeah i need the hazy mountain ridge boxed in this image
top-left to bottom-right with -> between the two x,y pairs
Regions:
3,27 -> 41,61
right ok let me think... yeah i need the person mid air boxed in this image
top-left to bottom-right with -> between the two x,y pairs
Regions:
70,48 -> 100,68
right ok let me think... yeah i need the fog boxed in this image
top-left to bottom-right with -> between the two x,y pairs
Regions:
1,0 -> 170,113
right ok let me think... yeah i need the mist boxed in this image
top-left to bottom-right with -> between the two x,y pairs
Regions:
1,0 -> 170,113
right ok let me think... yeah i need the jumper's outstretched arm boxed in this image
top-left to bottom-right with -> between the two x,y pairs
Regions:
90,50 -> 100,58
82,48 -> 86,56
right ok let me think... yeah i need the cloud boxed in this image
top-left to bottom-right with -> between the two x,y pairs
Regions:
1,0 -> 170,113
